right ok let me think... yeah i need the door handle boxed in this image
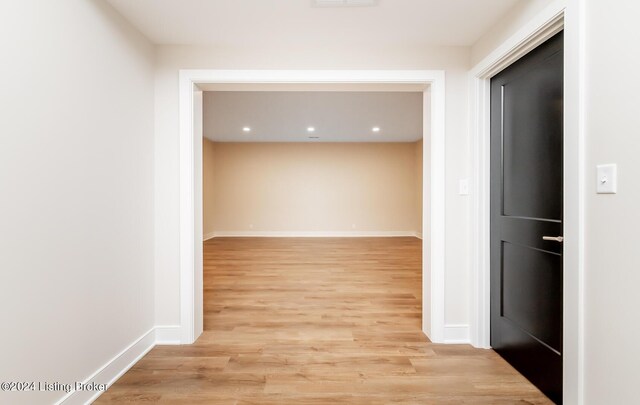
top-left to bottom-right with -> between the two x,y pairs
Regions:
542,236 -> 564,242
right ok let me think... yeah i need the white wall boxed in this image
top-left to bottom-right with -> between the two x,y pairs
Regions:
470,0 -> 556,66
0,1 -> 155,404
154,45 -> 472,334
583,1 -> 640,403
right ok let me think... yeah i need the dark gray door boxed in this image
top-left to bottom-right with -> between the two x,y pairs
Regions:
490,31 -> 564,404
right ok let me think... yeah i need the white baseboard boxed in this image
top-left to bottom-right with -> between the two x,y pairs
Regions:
56,318 -> 464,405
155,325 -> 182,345
57,325 -> 182,404
57,328 -> 156,405
205,231 -> 421,238
203,231 -> 216,241
443,324 -> 471,344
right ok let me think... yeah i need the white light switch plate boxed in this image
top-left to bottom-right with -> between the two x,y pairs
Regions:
459,179 -> 469,196
596,164 -> 617,194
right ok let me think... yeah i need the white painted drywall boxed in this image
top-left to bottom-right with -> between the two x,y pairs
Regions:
0,1 -> 155,404
582,1 -> 640,403
105,0 -> 520,48
470,0 -> 556,66
154,45 -> 472,332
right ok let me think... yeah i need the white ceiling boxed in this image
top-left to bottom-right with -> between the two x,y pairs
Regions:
106,0 -> 520,47
203,91 -> 424,142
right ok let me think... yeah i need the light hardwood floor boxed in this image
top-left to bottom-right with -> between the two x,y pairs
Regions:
98,237 -> 551,404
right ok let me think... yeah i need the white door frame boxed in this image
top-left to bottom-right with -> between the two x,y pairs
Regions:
178,70 -> 447,344
468,0 -> 584,402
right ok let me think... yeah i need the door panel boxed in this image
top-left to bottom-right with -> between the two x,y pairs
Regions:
502,52 -> 564,220
491,31 -> 564,404
502,242 -> 562,352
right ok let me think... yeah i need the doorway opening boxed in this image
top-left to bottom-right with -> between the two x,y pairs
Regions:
201,89 -> 425,336
178,71 -> 446,345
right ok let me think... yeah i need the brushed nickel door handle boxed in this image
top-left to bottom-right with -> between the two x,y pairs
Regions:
542,236 -> 564,242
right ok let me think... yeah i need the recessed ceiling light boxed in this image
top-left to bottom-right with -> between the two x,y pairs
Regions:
242,127 -> 251,132
372,127 -> 381,132
307,127 -> 315,132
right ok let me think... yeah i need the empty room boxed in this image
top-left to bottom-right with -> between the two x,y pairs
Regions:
200,89 -> 427,401
200,90 -> 426,340
3,0 -> 640,404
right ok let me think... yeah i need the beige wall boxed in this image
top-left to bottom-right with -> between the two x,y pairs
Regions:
202,138 -> 217,237
203,140 -> 423,236
414,140 -> 423,237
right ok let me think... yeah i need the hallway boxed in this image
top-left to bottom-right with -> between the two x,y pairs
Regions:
98,238 -> 550,404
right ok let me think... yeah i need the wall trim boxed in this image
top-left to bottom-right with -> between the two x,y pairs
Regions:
443,324 -> 470,344
56,326 -> 183,404
203,231 -> 216,241
180,69 -> 447,345
468,0 -> 584,402
468,0 -> 566,351
56,328 -> 156,405
155,325 -> 183,345
205,231 -> 422,238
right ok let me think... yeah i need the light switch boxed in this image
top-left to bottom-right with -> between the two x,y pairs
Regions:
596,164 -> 617,194
459,179 -> 469,196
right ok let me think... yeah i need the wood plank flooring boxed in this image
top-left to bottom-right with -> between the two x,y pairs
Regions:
97,237 -> 551,404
